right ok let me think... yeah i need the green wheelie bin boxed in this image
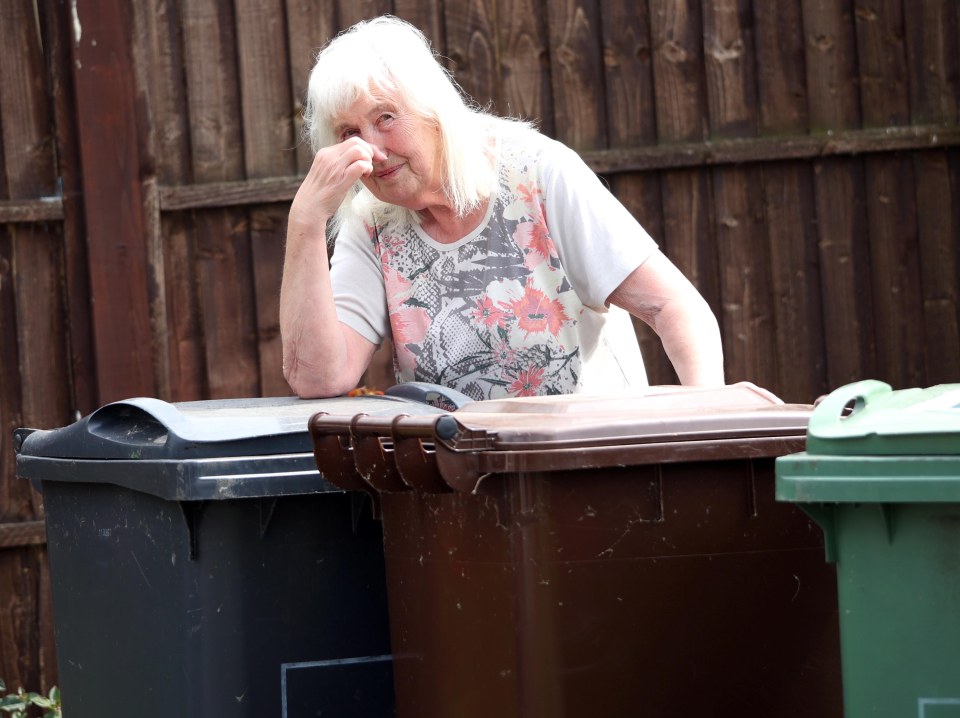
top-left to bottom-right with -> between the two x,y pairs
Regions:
777,379 -> 960,718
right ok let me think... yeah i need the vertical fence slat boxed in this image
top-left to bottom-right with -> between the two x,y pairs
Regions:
285,0 -> 337,174
904,0 -> 958,126
703,0 -> 777,389
913,152 -> 960,383
337,0 -> 392,32
803,0 -> 876,388
236,0 -> 297,397
545,0 -> 607,150
72,0 -> 157,404
600,0 -> 674,384
138,0 -> 207,405
135,0 -> 207,401
182,0 -> 260,398
496,0 -> 553,129
856,0 -> 925,389
0,0 -> 67,693
444,0 -> 501,110
904,0 -> 960,385
754,0 -> 827,403
393,0 -> 445,50
40,0 -> 97,416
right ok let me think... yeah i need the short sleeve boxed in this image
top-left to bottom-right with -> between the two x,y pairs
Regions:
538,138 -> 658,310
329,218 -> 390,344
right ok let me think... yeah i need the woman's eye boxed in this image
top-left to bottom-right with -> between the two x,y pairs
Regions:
340,129 -> 358,140
378,113 -> 394,124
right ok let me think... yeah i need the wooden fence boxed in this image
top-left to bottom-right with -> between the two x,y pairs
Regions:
1,0 -> 958,696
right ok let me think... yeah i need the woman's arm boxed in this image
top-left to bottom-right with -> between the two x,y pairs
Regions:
280,139 -> 382,398
608,250 -> 725,387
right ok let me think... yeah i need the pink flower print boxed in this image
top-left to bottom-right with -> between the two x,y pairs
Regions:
391,302 -> 430,374
514,220 -> 553,269
392,302 -> 430,347
510,284 -> 570,337
517,183 -> 542,208
471,295 -> 509,329
507,366 -> 545,397
491,337 -> 517,367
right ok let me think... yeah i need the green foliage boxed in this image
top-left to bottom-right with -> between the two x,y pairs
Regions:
0,679 -> 61,718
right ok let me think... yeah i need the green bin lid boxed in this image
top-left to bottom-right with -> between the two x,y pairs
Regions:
806,379 -> 960,456
776,380 -> 960,504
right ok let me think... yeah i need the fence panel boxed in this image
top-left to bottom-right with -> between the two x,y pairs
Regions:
0,0 -> 69,693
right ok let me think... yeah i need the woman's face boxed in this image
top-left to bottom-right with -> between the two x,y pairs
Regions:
332,91 -> 444,211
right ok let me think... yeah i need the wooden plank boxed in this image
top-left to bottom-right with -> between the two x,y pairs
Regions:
913,151 -> 960,384
41,0 -> 97,416
601,1 -> 657,148
159,212 -> 207,401
126,0 -> 206,402
903,0 -> 958,126
0,199 -> 62,223
71,0 -> 156,404
182,0 -> 260,398
803,0 -> 876,389
0,522 -> 46,549
285,0 -> 337,174
855,0 -> 909,126
544,0 -> 607,150
649,0 -> 708,142
0,0 -> 72,433
702,0 -> 756,139
703,0 -> 777,391
648,0 -> 720,374
0,0 -> 63,694
754,1 -> 826,403
496,0 -> 553,129
862,154 -> 925,389
856,0 -> 925,389
600,0 -> 672,384
804,0 -> 862,131
161,176 -> 303,210
236,0 -> 297,397
393,0 -> 446,55
904,1 -> 959,385
149,124 -> 960,213
0,548 -> 44,692
336,0 -> 391,32
443,0 -> 501,110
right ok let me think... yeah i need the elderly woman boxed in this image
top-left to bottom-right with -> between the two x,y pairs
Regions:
281,16 -> 723,401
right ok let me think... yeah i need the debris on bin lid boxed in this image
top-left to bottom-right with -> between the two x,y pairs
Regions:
805,380 -> 960,456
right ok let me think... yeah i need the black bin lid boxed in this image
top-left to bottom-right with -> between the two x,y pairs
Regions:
16,395 -> 445,501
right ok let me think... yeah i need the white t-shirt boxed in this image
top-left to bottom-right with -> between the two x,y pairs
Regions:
331,129 -> 657,400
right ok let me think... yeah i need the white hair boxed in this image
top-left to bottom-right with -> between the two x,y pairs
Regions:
303,15 -> 531,232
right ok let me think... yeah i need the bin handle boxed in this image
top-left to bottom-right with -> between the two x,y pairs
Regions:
384,382 -> 474,411
808,379 -> 891,436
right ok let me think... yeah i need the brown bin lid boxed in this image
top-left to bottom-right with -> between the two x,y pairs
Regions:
309,382 -> 813,496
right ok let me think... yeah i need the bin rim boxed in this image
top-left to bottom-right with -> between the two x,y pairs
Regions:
309,382 -> 813,496
776,451 -> 960,503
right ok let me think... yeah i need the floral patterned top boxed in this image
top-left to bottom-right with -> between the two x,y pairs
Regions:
331,129 -> 657,401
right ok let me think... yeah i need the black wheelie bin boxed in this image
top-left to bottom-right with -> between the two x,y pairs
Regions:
15,394 -> 446,718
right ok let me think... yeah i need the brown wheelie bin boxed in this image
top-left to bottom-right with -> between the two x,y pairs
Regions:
309,383 -> 842,718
